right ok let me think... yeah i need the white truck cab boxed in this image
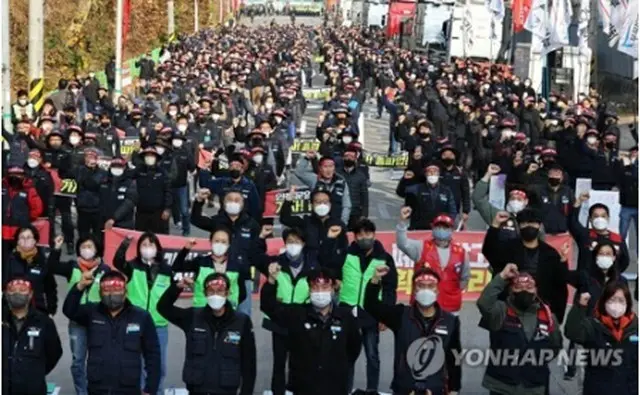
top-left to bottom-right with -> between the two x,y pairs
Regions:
362,0 -> 389,28
446,0 -> 502,60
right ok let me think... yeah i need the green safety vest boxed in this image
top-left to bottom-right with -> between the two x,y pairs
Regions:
127,269 -> 171,327
68,267 -> 104,304
193,266 -> 240,308
265,271 -> 310,320
339,254 -> 384,307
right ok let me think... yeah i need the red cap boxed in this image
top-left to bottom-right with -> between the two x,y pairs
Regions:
541,148 -> 557,157
413,273 -> 439,285
110,158 -> 127,167
205,277 -> 228,291
509,189 -> 527,199
28,149 -> 42,159
6,279 -> 32,291
431,215 -> 454,227
7,166 -> 25,175
512,273 -> 536,288
100,279 -> 126,292
514,132 -> 527,141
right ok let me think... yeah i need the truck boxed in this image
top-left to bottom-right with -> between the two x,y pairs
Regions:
362,0 -> 389,28
445,0 -> 502,60
411,0 -> 455,56
386,0 -> 417,38
351,0 -> 365,25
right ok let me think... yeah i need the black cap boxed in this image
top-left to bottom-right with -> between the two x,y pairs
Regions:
516,208 -> 542,224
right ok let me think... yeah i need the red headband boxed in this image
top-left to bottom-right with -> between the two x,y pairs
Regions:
513,274 -> 536,287
509,190 -> 527,199
100,279 -> 126,291
413,273 -> 439,285
205,278 -> 227,291
309,276 -> 333,286
7,279 -> 32,291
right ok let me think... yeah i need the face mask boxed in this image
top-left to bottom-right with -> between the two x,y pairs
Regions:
144,156 -> 157,166
427,175 -> 439,185
252,154 -> 264,164
548,178 -> 561,187
172,139 -> 183,148
357,237 -> 375,251
415,289 -> 437,307
229,169 -> 242,179
6,293 -> 30,309
520,226 -> 539,241
101,294 -> 125,310
442,158 -> 455,167
212,114 -> 220,121
71,89 -> 79,95
207,294 -> 227,310
587,136 -> 597,145
212,242 -> 229,257
506,200 -> 526,213
69,136 -> 81,145
596,255 -> 614,270
592,217 -> 609,230
177,124 -> 188,132
433,228 -> 453,241
342,136 -> 353,145
274,116 -> 283,124
343,159 -> 355,168
286,243 -> 303,257
18,99 -> 28,106
80,247 -> 96,260
18,238 -> 36,250
225,202 -> 242,215
140,246 -> 157,260
605,301 -> 626,318
27,158 -> 39,168
512,291 -> 535,310
314,203 -> 331,217
155,147 -> 166,156
605,141 -> 615,150
168,111 -> 178,117
110,167 -> 124,177
265,103 -> 274,110
310,291 -> 332,309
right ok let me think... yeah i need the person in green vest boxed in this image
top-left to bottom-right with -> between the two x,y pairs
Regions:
337,218 -> 398,395
113,231 -> 171,395
252,225 -> 327,395
172,225 -> 248,312
49,234 -> 111,395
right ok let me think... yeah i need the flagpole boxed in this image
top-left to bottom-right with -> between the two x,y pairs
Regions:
543,0 -> 550,111
115,0 -> 123,102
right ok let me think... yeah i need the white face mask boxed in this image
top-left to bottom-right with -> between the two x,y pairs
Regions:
596,255 -> 614,270
342,136 -> 353,145
286,243 -> 303,257
225,202 -> 242,215
168,111 -> 178,117
18,99 -> 28,106
155,146 -> 166,156
212,114 -> 220,121
207,294 -> 226,310
592,217 -> 609,230
71,89 -> 79,95
144,156 -> 157,166
18,238 -> 36,250
172,139 -> 183,148
605,301 -> 626,318
140,246 -> 157,261
274,116 -> 283,124
177,124 -> 188,132
415,289 -> 437,307
27,158 -> 39,168
310,291 -> 332,309
265,103 -> 274,110
426,175 -> 439,185
110,167 -> 124,177
212,242 -> 229,257
80,247 -> 96,260
506,200 -> 526,214
252,154 -> 264,165
314,203 -> 331,217
69,136 -> 81,145
587,136 -> 598,145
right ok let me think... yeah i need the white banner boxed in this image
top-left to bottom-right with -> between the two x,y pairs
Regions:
578,0 -> 592,50
549,0 -> 573,46
486,0 -> 505,20
599,0 -> 612,35
524,0 -> 549,38
617,0 -> 639,57
608,0 -> 628,46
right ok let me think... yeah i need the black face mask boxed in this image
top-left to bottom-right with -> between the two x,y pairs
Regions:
512,291 -> 535,310
605,141 -> 616,150
100,122 -> 111,128
6,293 -> 30,309
101,294 -> 125,310
548,178 -> 562,187
542,159 -> 555,166
132,116 -> 142,122
420,133 -> 430,140
442,158 -> 455,167
520,226 -> 539,242
343,159 -> 355,168
229,169 -> 242,179
357,237 -> 375,251
250,139 -> 264,147
8,176 -> 23,188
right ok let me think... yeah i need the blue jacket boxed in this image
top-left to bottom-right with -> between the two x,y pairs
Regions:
198,171 -> 261,219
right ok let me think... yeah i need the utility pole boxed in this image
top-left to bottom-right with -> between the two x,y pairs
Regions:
195,0 -> 200,32
168,0 -> 175,38
115,0 -> 123,99
1,0 -> 12,132
28,0 -> 45,113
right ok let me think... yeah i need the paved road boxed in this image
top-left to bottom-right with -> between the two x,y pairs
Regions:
45,15 -> 637,395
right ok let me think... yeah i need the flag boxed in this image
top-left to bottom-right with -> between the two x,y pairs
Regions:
617,0 -> 639,57
578,0 -> 592,50
513,0 -> 532,33
122,0 -> 131,52
599,0 -> 612,34
549,0 -> 572,46
608,0 -> 628,46
487,0 -> 505,20
524,0 -> 548,38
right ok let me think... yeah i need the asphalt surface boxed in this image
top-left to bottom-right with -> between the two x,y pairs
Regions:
45,16 -> 638,395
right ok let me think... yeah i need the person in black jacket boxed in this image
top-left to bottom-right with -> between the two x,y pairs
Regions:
482,209 -> 577,325
438,146 -> 471,226
134,148 -> 173,234
157,272 -> 257,395
2,277 -> 63,395
102,158 -> 138,231
24,149 -> 55,227
337,147 -> 369,230
63,270 -> 161,395
75,148 -> 109,240
532,164 -> 573,235
169,133 -> 196,236
261,266 -> 362,395
616,147 -> 638,241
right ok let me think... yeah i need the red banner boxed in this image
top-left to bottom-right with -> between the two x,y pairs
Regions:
122,0 -> 132,52
103,228 -> 574,301
512,0 -> 532,33
263,188 -> 312,218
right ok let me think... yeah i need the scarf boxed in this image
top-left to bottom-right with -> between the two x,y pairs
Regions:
16,246 -> 38,264
78,258 -> 98,272
596,310 -> 635,342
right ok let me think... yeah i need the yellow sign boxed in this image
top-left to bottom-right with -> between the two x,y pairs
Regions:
291,138 -> 321,153
362,152 -> 409,168
58,179 -> 78,195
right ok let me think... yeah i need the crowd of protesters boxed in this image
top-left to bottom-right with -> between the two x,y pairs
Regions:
2,19 -> 638,395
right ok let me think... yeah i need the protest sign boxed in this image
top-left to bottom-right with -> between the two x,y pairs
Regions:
263,187 -> 312,218
362,152 -> 409,168
488,174 -> 507,210
290,137 -> 321,153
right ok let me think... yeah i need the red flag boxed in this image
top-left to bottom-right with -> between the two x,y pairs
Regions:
122,0 -> 132,52
512,0 -> 532,33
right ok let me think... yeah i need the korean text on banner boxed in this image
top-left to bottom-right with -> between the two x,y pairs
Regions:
103,229 -> 573,301
263,188 -> 312,218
